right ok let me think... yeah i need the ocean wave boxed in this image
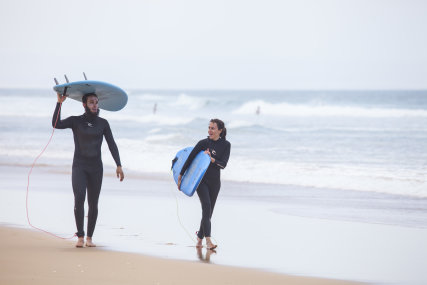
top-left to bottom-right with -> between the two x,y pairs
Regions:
226,119 -> 424,134
174,93 -> 209,110
223,158 -> 427,198
144,134 -> 180,142
104,113 -> 193,126
0,113 -> 50,118
226,121 -> 281,134
227,120 -> 258,129
233,100 -> 427,118
109,137 -> 427,198
130,93 -> 171,102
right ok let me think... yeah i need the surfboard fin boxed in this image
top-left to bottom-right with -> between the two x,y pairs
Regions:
171,157 -> 178,170
64,74 -> 69,83
83,72 -> 87,80
54,78 -> 59,85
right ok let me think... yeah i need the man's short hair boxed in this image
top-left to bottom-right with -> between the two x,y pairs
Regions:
82,93 -> 98,104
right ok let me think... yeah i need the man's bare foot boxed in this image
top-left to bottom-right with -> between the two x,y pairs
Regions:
76,237 -> 84,248
86,237 -> 96,247
196,237 -> 203,248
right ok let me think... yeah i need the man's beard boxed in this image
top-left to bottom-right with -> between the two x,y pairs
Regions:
84,106 -> 100,119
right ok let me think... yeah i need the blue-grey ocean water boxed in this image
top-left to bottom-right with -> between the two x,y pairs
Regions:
2,89 -> 427,285
1,89 -> 426,197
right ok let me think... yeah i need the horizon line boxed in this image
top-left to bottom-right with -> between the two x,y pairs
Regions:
1,86 -> 427,92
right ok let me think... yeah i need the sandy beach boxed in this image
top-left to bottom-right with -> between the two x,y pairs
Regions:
2,163 -> 427,285
0,226 -> 363,285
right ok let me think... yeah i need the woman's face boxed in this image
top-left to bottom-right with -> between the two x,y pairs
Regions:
208,122 -> 222,140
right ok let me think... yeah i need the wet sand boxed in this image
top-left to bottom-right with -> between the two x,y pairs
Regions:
0,226 -> 363,285
3,163 -> 427,284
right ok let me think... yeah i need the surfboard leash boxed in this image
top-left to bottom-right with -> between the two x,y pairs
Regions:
26,96 -> 76,240
169,185 -> 196,243
168,184 -> 219,247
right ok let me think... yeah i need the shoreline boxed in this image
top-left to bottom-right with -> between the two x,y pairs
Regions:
2,163 -> 427,284
0,226 -> 363,285
15,161 -> 427,229
6,160 -> 427,200
4,159 -> 427,198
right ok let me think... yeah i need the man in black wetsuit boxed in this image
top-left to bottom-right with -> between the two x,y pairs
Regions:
53,92 -> 124,248
178,119 -> 230,250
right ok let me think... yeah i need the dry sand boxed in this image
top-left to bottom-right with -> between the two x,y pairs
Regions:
0,226 -> 364,285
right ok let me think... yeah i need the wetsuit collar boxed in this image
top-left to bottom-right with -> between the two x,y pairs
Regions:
83,106 -> 99,122
83,111 -> 98,122
207,136 -> 221,142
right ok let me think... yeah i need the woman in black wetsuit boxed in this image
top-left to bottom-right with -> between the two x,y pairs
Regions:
53,92 -> 124,248
178,119 -> 231,250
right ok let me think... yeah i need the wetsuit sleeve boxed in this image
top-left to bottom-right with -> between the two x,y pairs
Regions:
180,140 -> 205,176
104,121 -> 122,167
214,141 -> 231,169
52,103 -> 73,129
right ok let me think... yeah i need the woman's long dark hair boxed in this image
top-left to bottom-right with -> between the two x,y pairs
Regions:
210,118 -> 227,139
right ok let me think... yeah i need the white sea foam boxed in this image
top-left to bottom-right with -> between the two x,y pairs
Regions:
233,100 -> 427,118
104,113 -> 193,126
144,134 -> 179,142
100,138 -> 427,198
227,120 -> 257,129
102,138 -> 178,174
131,93 -> 170,102
174,93 -> 208,110
148,128 -> 162,134
223,158 -> 427,198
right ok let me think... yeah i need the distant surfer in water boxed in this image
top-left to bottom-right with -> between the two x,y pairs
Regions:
53,93 -> 124,248
178,119 -> 231,250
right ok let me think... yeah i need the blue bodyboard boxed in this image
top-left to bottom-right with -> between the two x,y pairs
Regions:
172,147 -> 211,197
53,80 -> 128,111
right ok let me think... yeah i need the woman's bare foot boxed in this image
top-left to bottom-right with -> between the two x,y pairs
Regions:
196,237 -> 203,248
75,237 -> 84,248
206,243 -> 217,250
205,237 -> 217,250
86,237 -> 96,247
205,247 -> 216,260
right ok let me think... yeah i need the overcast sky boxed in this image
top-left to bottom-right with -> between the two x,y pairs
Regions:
1,0 -> 426,90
